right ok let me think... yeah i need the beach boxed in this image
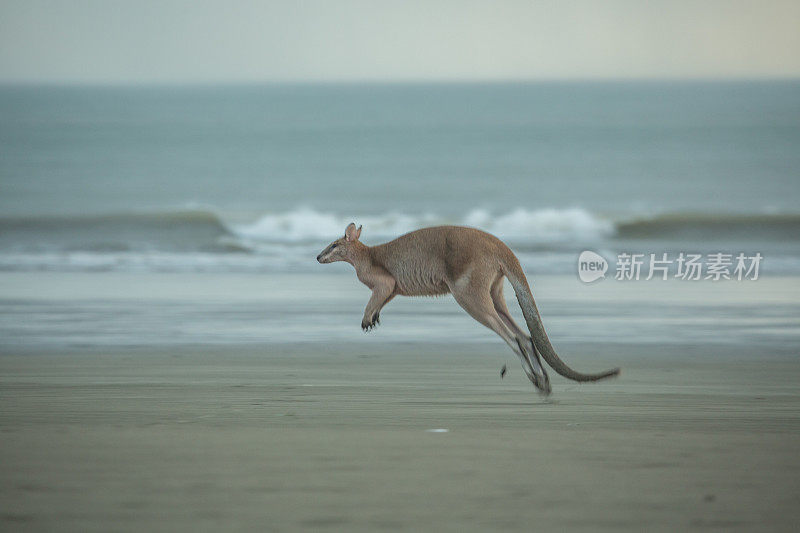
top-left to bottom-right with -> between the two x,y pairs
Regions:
1,81 -> 799,531
2,342 -> 799,532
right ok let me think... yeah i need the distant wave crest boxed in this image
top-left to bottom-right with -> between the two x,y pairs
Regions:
1,207 -> 798,273
617,213 -> 800,239
0,209 -> 228,233
230,206 -> 613,244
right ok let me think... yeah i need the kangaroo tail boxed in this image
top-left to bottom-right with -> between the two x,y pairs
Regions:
504,261 -> 620,382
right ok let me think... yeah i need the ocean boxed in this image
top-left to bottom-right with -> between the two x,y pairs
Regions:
1,81 -> 799,350
4,82 -> 800,533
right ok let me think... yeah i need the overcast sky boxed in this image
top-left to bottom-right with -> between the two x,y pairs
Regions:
1,0 -> 798,84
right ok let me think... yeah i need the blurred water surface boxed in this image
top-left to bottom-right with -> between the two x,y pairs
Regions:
0,82 -> 798,350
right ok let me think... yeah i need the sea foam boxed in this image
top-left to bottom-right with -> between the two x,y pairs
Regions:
230,206 -> 612,244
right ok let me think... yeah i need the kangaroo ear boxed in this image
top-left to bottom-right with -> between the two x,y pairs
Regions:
345,223 -> 362,242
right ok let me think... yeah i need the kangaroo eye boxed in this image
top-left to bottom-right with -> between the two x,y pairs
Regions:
330,244 -> 338,249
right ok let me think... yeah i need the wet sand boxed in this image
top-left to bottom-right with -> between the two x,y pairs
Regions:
2,342 -> 799,532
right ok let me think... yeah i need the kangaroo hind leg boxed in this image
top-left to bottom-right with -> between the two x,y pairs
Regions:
450,272 -> 550,395
490,275 -> 550,388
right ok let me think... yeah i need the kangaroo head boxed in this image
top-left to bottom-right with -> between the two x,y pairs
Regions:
317,222 -> 362,264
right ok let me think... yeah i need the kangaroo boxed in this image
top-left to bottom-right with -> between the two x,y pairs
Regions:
317,223 -> 620,395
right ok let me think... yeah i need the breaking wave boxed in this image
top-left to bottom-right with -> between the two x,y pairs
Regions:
616,213 -> 800,240
230,206 -> 613,244
0,206 -> 797,273
0,209 -> 227,234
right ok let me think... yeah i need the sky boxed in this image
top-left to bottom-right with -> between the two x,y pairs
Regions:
0,0 -> 799,84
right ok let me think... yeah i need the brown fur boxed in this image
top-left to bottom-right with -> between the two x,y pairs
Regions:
318,223 -> 620,395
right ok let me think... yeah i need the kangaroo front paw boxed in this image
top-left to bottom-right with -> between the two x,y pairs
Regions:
361,313 -> 380,332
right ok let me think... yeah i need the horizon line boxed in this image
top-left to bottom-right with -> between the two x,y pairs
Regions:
1,75 -> 799,89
